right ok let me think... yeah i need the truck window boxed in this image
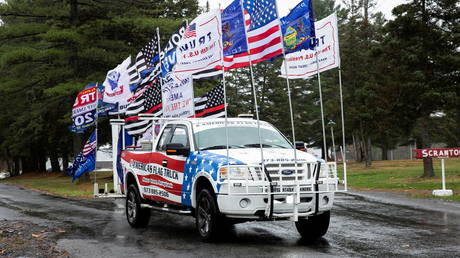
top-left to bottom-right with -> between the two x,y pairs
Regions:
170,126 -> 189,148
157,126 -> 173,151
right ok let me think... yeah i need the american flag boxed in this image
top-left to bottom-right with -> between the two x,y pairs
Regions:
194,83 -> 226,118
223,0 -> 283,70
125,78 -> 163,136
82,131 -> 97,156
184,23 -> 196,39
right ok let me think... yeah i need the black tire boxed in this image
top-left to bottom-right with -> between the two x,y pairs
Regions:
126,185 -> 151,228
295,211 -> 330,241
195,189 -> 224,242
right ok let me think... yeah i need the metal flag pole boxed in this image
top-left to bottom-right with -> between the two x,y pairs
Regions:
338,66 -> 347,190
314,38 -> 328,160
335,11 -> 347,190
94,82 -> 99,185
218,3 -> 231,187
239,0 -> 265,169
273,0 -> 300,221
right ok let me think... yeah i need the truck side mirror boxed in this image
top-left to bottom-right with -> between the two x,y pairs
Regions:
295,141 -> 306,152
165,143 -> 190,156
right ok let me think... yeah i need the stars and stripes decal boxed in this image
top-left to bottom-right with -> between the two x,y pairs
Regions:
223,0 -> 283,70
181,151 -> 245,206
194,83 -> 226,118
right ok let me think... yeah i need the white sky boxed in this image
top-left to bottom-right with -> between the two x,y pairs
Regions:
199,0 -> 408,19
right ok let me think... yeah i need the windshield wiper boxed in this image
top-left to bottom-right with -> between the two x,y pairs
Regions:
243,143 -> 289,149
243,143 -> 272,148
201,145 -> 242,151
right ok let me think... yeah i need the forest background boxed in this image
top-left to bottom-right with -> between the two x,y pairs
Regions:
0,0 -> 458,178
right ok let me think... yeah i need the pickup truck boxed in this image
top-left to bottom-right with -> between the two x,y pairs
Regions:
120,117 -> 341,241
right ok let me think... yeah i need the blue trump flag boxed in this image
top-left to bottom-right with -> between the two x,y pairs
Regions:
222,0 -> 248,56
115,129 -> 134,185
280,0 -> 316,53
66,131 -> 97,182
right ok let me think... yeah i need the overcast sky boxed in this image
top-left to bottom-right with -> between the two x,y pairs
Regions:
199,0 -> 408,19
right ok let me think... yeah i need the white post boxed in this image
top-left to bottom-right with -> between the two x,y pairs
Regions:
432,158 -> 453,196
441,158 -> 446,190
110,119 -> 125,194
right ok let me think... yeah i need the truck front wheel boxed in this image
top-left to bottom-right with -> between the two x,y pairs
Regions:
126,185 -> 151,228
295,211 -> 330,241
196,189 -> 223,241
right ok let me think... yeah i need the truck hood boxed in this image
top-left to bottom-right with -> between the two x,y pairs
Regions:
207,148 -> 320,165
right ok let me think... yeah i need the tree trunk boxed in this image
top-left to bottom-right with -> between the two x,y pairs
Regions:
422,157 -> 434,178
416,121 -> 434,177
50,151 -> 61,173
381,146 -> 388,160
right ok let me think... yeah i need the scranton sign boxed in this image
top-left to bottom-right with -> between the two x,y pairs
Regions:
413,148 -> 460,159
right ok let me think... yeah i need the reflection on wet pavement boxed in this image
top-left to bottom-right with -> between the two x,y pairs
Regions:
0,184 -> 459,257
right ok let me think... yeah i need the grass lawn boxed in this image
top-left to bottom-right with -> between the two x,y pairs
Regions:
340,159 -> 460,202
1,171 -> 114,198
1,159 -> 459,202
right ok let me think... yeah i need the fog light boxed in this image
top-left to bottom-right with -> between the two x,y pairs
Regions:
239,198 -> 250,208
322,196 -> 329,205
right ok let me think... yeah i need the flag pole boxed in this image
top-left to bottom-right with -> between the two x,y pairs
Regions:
274,1 -> 300,221
219,3 -> 231,188
338,66 -> 347,191
94,83 -> 98,184
314,39 -> 328,160
239,0 -> 265,170
155,27 -> 163,136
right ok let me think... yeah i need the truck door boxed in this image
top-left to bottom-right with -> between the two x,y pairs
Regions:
143,124 -> 188,205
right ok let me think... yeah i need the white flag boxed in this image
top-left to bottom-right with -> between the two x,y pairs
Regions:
174,10 -> 223,77
281,13 -> 340,79
102,56 -> 133,114
161,75 -> 195,118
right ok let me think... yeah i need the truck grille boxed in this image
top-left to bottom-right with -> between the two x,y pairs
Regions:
252,162 -> 317,182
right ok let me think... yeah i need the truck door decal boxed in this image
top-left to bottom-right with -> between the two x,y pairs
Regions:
122,152 -> 185,204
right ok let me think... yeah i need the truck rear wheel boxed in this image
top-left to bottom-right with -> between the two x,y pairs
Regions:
196,189 -> 224,242
295,211 -> 330,241
126,185 -> 151,228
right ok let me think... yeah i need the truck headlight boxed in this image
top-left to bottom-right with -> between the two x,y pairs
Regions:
219,166 -> 253,180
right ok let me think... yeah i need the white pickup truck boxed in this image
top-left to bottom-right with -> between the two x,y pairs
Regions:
120,117 -> 342,241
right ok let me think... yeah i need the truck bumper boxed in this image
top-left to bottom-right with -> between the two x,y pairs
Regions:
217,192 -> 334,219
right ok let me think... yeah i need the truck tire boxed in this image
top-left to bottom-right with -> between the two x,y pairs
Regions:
295,211 -> 330,241
126,185 -> 151,228
196,189 -> 223,242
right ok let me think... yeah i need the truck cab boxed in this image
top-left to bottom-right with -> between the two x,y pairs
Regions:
121,118 -> 342,241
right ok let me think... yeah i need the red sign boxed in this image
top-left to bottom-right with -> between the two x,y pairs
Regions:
413,148 -> 460,159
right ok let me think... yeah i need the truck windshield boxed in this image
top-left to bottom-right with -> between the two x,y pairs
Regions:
194,126 -> 292,150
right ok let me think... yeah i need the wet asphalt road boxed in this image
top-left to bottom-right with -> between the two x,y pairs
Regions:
0,183 -> 459,257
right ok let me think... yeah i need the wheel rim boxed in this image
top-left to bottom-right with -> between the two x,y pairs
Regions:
198,196 -> 211,236
127,191 -> 137,223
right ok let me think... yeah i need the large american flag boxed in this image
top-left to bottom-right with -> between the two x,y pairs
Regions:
125,78 -> 163,136
194,83 -> 226,118
223,0 -> 283,70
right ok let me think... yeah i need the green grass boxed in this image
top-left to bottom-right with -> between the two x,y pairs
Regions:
339,159 -> 460,202
2,160 -> 460,202
1,171 -> 114,198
